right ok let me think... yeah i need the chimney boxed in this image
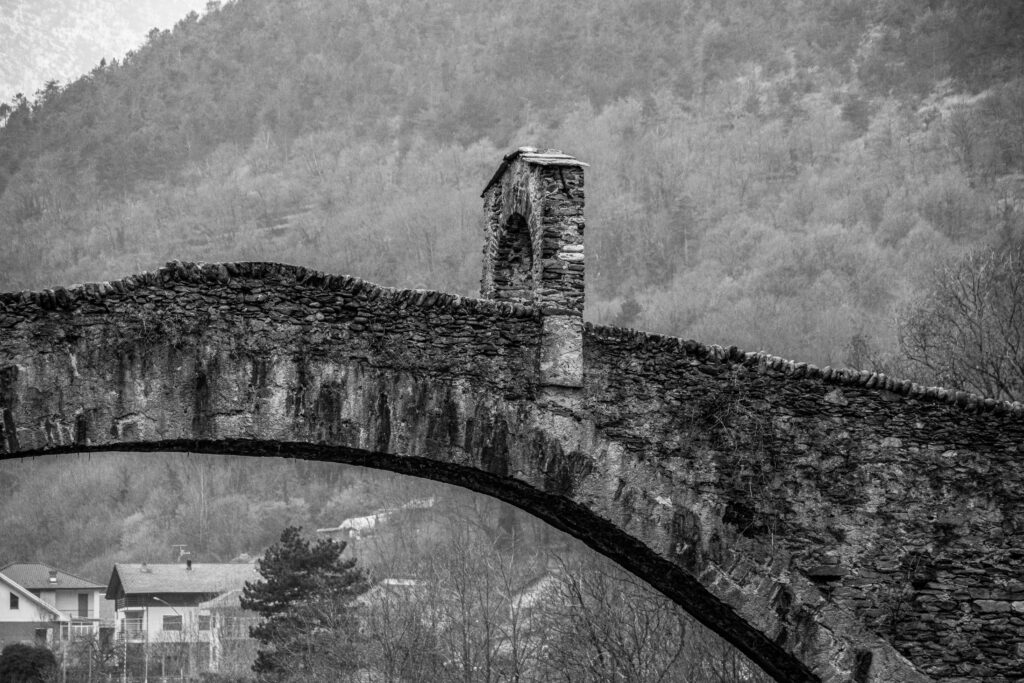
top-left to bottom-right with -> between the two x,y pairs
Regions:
47,569 -> 57,584
186,559 -> 192,571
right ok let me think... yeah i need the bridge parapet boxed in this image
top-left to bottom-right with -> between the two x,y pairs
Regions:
0,260 -> 547,453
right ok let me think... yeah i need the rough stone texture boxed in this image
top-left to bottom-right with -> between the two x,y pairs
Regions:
481,147 -> 586,314
2,150 -> 1022,683
0,263 -> 820,683
482,148 -> 586,388
539,315 -> 583,388
581,326 -> 1024,683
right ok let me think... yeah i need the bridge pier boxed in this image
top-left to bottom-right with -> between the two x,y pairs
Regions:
481,147 -> 587,388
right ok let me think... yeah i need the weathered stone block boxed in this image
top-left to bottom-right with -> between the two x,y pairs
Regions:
540,315 -> 582,388
975,600 -> 1013,613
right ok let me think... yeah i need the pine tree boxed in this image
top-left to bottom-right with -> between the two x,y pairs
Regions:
241,526 -> 369,676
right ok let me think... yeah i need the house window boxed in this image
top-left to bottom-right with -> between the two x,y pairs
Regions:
162,615 -> 182,631
197,615 -> 211,631
9,593 -> 18,610
78,593 -> 89,618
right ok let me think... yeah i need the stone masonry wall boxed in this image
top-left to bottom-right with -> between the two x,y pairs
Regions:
481,149 -> 587,388
583,324 -> 1024,682
5,256 -> 1018,681
0,261 -> 544,453
0,261 -> 829,682
481,149 -> 586,314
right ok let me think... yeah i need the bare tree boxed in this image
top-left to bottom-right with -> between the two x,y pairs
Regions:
348,484 -> 775,682
536,554 -> 772,683
536,556 -> 689,683
899,242 -> 1024,401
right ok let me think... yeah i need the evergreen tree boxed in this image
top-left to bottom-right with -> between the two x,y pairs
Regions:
240,526 -> 369,677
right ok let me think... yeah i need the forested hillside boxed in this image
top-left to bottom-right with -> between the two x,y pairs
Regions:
0,453 -> 385,580
2,0 -> 1023,372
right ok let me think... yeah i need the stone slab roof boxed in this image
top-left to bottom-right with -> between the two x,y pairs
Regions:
106,563 -> 259,599
0,562 -> 104,590
481,146 -> 588,196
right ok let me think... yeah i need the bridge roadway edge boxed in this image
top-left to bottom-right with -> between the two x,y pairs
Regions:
0,259 -> 1021,681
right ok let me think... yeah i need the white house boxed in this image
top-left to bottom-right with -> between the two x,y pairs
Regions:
0,562 -> 107,640
105,561 -> 258,645
0,571 -> 65,646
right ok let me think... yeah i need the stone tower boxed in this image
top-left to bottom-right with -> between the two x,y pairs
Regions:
481,147 -> 587,387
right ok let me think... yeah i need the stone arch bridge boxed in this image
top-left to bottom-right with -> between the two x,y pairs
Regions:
1,149 -> 1022,683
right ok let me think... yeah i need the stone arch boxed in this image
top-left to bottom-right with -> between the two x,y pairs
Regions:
9,148 -> 1012,680
0,260 -> 825,682
17,439 -> 811,679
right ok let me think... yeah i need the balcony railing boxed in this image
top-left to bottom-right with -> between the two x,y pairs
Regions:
58,620 -> 100,641
57,609 -> 100,620
70,621 -> 95,636
118,618 -> 146,641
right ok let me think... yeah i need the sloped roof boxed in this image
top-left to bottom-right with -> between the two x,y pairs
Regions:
198,588 -> 245,610
0,573 -> 64,619
0,562 -> 104,590
106,563 -> 259,600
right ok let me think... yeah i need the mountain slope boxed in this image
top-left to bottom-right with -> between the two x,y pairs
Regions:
1,0 -> 1022,370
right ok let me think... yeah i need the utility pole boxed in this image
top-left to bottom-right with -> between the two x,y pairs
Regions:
144,615 -> 148,683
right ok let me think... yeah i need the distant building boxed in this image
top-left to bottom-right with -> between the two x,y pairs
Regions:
0,572 -> 65,646
317,511 -> 391,543
105,560 -> 260,678
197,589 -> 258,674
0,562 -> 107,643
106,560 -> 258,643
317,497 -> 437,543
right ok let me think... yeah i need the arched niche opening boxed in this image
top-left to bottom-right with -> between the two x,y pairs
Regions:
0,445 -> 778,683
480,148 -> 586,314
490,212 -> 535,303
